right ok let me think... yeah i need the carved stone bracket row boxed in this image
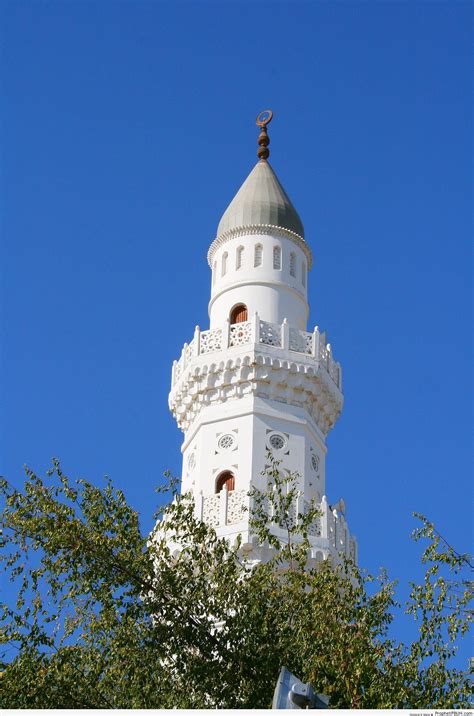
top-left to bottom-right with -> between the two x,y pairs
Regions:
169,351 -> 343,436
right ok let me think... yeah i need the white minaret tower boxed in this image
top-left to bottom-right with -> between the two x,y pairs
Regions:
169,111 -> 356,564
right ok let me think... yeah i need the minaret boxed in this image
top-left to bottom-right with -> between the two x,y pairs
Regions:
169,111 -> 356,564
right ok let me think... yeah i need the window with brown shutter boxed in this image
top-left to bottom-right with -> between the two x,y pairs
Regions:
216,471 -> 235,493
230,304 -> 248,324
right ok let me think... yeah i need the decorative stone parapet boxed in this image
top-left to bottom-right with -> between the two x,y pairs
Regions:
207,224 -> 313,270
171,315 -> 342,391
197,489 -> 249,528
169,314 -> 344,437
196,489 -> 357,564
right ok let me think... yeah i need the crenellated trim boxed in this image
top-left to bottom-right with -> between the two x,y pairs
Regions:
207,224 -> 313,270
155,523 -> 358,570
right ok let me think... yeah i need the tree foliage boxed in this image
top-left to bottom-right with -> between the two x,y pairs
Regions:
0,458 -> 471,708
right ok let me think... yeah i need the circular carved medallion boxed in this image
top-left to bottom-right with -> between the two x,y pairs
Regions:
218,433 -> 236,451
268,432 -> 286,452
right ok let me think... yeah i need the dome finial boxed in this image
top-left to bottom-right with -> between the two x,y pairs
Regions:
256,109 -> 273,161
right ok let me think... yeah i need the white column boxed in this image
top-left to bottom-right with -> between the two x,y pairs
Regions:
281,317 -> 290,351
194,492 -> 204,521
253,311 -> 260,345
312,325 -> 320,359
296,492 -> 305,526
220,487 -> 229,526
320,495 -> 328,539
224,318 -> 231,348
194,325 -> 201,355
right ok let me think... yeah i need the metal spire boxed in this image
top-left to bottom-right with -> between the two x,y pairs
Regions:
256,109 -> 273,160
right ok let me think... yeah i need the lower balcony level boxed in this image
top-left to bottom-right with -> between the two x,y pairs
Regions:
194,487 -> 357,564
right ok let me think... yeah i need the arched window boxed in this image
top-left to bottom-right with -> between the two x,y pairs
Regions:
273,245 -> 281,270
289,252 -> 296,277
301,260 -> 306,287
213,261 -> 217,285
230,303 -> 248,324
222,251 -> 228,277
254,243 -> 263,267
236,245 -> 244,270
216,471 -> 235,493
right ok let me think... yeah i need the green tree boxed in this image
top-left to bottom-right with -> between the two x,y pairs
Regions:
0,458 -> 471,708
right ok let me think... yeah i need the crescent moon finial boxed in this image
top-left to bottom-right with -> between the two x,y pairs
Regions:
256,109 -> 273,128
256,109 -> 273,161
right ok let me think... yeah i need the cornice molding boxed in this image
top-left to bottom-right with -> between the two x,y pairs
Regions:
207,225 -> 313,270
169,350 -> 343,437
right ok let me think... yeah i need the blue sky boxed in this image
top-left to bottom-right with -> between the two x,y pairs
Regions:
1,1 -> 472,663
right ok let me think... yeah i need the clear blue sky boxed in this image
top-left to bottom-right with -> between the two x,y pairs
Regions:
1,1 -> 472,663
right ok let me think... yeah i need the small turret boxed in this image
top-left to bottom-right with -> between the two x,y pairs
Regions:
208,112 -> 311,330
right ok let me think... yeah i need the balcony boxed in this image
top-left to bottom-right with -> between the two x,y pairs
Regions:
196,489 -> 356,563
171,314 -> 342,391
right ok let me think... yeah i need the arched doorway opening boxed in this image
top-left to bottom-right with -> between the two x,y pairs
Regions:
215,471 -> 235,493
230,303 -> 248,324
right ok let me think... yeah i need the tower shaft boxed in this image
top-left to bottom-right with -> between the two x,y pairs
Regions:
168,115 -> 356,565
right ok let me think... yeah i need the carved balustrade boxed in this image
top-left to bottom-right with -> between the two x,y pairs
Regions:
199,489 -> 248,528
171,314 -> 342,391
197,490 -> 355,561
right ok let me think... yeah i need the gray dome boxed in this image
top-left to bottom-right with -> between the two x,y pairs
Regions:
217,160 -> 305,239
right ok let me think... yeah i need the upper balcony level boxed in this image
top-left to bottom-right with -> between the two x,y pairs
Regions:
171,314 -> 342,392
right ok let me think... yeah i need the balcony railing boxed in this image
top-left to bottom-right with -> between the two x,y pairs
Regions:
197,489 -> 356,562
198,489 -> 249,527
171,314 -> 342,390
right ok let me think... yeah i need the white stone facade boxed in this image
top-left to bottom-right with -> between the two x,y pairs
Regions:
169,218 -> 357,566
